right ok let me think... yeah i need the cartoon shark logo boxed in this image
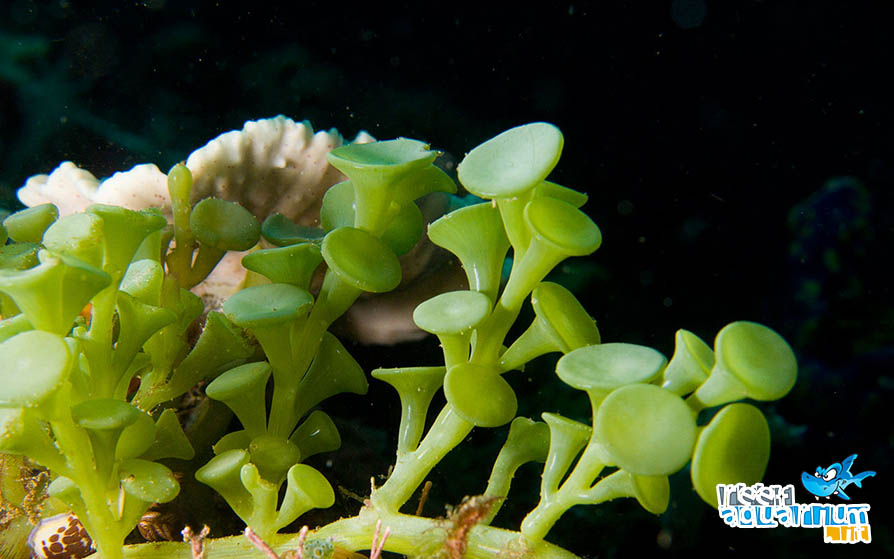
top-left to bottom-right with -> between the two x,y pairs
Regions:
801,454 -> 875,500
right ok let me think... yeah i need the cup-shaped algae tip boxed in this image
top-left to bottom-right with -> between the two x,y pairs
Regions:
222,283 -> 314,329
0,330 -> 72,408
321,181 -> 424,256
556,343 -> 666,410
691,403 -> 770,508
141,408 -> 195,461
0,408 -> 66,471
483,416 -> 550,524
0,251 -> 110,336
540,412 -> 592,497
413,290 -> 491,336
289,410 -> 341,460
71,399 -> 140,431
205,362 -> 273,437
118,458 -> 180,505
500,282 -> 600,372
458,123 -> 564,199
2,203 -> 58,243
630,473 -> 670,514
260,213 -> 326,247
87,204 -> 168,273
427,202 -> 509,302
661,329 -> 714,396
294,333 -> 369,421
248,435 -> 301,485
371,366 -> 446,455
502,416 -> 551,466
594,384 -> 696,476
47,476 -> 85,512
195,449 -> 253,516
190,197 -> 261,252
526,197 -> 602,257
327,138 -> 436,183
222,284 -> 314,376
327,139 -> 442,233
242,243 -> 323,291
501,197 -> 601,307
114,409 -> 156,461
691,321 -> 797,409
444,363 -> 518,428
321,227 -> 401,293
585,470 -> 670,515
274,463 -> 335,532
42,212 -> 104,269
72,399 -> 142,474
120,258 -> 165,306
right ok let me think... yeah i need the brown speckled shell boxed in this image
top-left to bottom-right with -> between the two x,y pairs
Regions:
27,513 -> 93,559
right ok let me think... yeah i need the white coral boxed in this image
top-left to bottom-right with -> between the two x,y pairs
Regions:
185,115 -> 374,225
18,161 -> 101,216
17,116 -> 373,223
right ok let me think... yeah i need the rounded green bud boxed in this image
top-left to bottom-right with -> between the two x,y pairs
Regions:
289,411 -> 341,460
661,329 -> 714,396
413,290 -> 491,335
692,321 -> 797,408
525,197 -> 602,258
501,282 -> 600,372
190,197 -> 261,251
167,162 -> 193,206
119,458 -> 180,504
72,399 -> 140,431
691,403 -> 770,508
223,283 -> 314,328
458,123 -> 564,199
556,343 -> 666,403
260,213 -> 325,247
321,227 -> 401,293
443,363 -> 517,428
0,330 -> 71,407
594,384 -> 696,476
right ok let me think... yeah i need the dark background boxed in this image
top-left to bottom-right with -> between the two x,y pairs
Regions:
1,1 -> 891,557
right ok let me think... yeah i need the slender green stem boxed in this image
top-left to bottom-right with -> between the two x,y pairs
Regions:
523,439 -> 604,542
371,404 -> 473,512
470,299 -> 522,365
85,285 -> 120,398
440,332 -> 471,371
51,417 -> 126,559
107,507 -> 581,559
